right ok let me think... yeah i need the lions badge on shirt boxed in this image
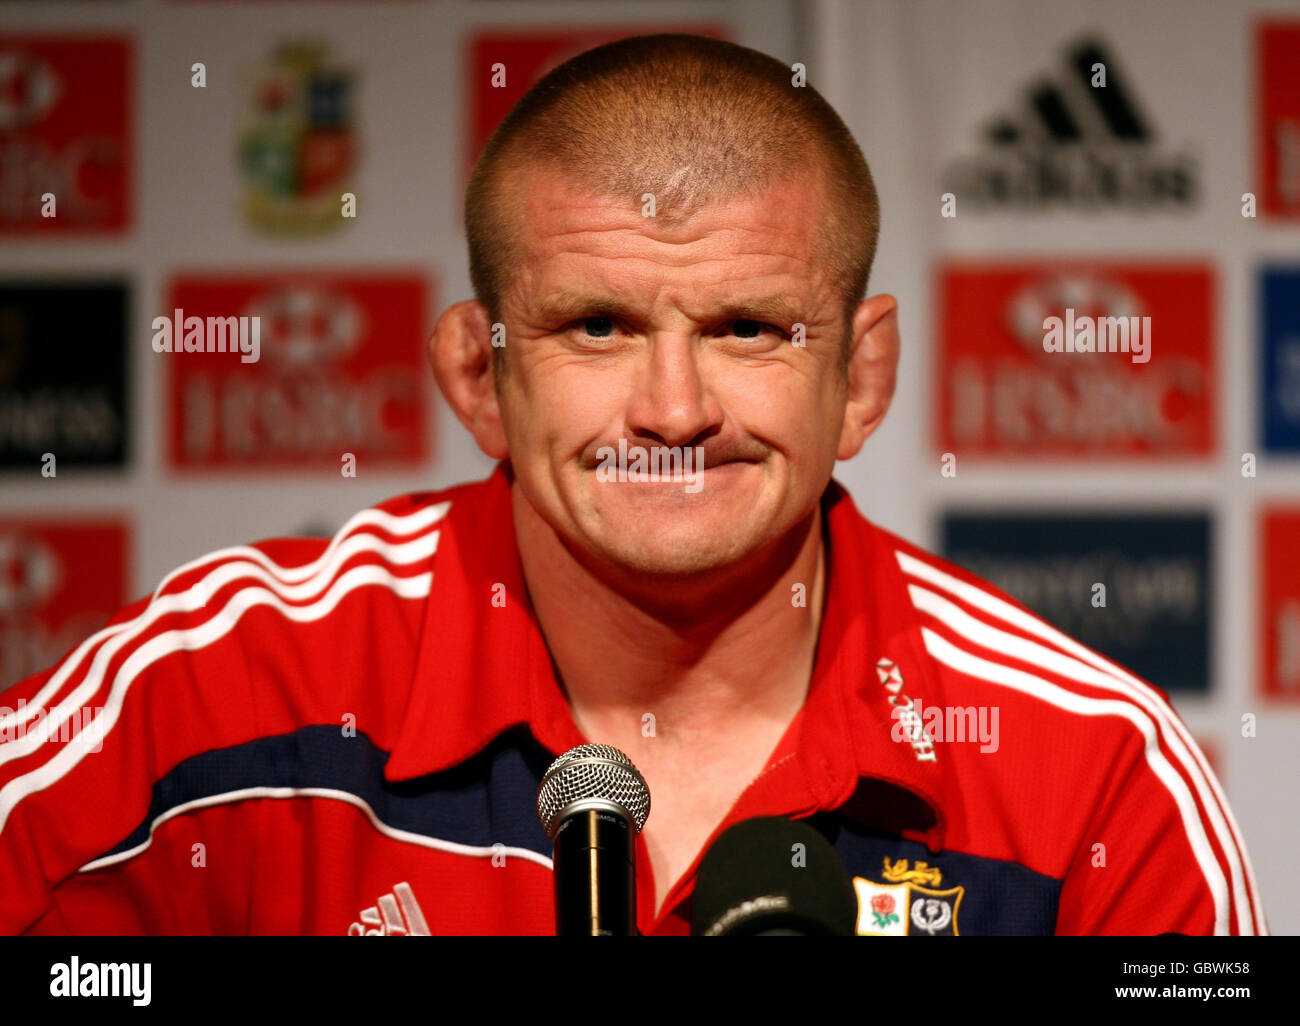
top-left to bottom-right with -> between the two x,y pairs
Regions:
853,858 -> 964,936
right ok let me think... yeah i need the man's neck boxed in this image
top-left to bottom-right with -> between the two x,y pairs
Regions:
511,483 -> 829,752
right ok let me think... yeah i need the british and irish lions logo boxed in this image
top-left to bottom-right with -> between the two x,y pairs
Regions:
855,857 -> 964,936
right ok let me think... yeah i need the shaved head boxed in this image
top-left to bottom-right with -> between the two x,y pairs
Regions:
464,33 -> 880,379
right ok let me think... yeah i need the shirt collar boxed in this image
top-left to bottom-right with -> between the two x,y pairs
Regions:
385,460 -> 951,852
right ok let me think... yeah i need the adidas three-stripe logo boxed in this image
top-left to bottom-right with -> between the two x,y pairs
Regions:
944,36 -> 1198,209
348,881 -> 430,936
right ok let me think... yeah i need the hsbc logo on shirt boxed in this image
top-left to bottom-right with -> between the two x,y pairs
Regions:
877,658 -> 937,762
163,272 -> 432,472
936,262 -> 1214,459
0,37 -> 131,233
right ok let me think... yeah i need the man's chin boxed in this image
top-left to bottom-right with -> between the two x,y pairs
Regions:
591,538 -> 752,581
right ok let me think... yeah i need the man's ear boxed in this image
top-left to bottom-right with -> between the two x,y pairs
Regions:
427,300 -> 509,460
837,294 -> 900,461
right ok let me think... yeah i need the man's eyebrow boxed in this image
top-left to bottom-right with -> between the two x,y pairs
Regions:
533,291 -> 803,327
533,292 -> 636,323
712,297 -> 802,327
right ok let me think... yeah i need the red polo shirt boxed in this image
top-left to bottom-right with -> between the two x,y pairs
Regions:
0,462 -> 1266,935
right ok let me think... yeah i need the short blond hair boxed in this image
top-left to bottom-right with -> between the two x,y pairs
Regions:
465,33 -> 880,377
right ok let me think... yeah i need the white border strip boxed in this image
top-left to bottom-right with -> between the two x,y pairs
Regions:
79,785 -> 554,873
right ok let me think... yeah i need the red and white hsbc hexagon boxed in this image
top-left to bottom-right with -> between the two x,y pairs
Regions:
935,262 -> 1215,459
162,272 -> 432,471
1261,508 -> 1300,702
465,24 -> 727,184
1257,20 -> 1300,220
0,36 -> 131,234
0,520 -> 128,691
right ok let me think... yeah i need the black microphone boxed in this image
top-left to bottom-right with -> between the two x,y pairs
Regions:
691,816 -> 857,936
536,743 -> 651,936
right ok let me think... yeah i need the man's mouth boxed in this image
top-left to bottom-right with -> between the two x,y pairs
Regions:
587,441 -> 760,492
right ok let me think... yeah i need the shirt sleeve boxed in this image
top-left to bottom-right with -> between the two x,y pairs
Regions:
0,594 -> 238,935
1053,721 -> 1266,936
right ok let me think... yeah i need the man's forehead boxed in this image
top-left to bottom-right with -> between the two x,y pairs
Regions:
510,169 -> 828,253
499,171 -> 837,318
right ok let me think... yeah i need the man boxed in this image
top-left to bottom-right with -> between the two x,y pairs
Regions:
0,34 -> 1265,935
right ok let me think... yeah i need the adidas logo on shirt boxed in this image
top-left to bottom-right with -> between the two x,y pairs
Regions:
347,881 -> 430,936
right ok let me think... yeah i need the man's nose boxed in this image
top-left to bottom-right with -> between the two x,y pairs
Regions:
624,333 -> 721,448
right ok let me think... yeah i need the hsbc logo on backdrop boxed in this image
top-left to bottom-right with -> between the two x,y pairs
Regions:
0,521 -> 127,692
942,36 -> 1197,211
465,24 -> 728,183
936,262 -> 1214,458
1261,509 -> 1300,701
252,285 -> 361,370
0,50 -> 59,131
0,37 -> 131,233
0,535 -> 60,616
164,272 -> 431,471
1256,21 -> 1300,219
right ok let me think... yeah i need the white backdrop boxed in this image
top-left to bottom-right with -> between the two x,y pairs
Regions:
0,0 -> 1295,933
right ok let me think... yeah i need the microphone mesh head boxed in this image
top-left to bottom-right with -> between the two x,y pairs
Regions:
536,743 -> 651,839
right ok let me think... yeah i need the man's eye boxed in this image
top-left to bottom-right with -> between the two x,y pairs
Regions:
730,319 -> 774,339
581,316 -> 615,338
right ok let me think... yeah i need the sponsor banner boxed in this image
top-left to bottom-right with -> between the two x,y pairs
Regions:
941,34 -> 1197,212
0,519 -> 128,692
465,24 -> 728,181
0,282 -> 128,469
238,40 -> 357,235
0,36 -> 131,234
1257,21 -> 1300,220
1260,508 -> 1300,701
162,272 -> 431,471
936,262 -> 1214,458
1261,267 -> 1300,452
942,511 -> 1211,694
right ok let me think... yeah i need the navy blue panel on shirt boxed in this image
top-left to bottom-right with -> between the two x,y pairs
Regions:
99,725 -> 1060,934
96,725 -> 555,864
811,814 -> 1061,935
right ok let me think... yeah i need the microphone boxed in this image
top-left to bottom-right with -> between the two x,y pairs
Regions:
536,743 -> 651,936
691,816 -> 857,936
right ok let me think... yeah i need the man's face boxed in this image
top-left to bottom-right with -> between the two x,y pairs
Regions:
494,171 -> 849,580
